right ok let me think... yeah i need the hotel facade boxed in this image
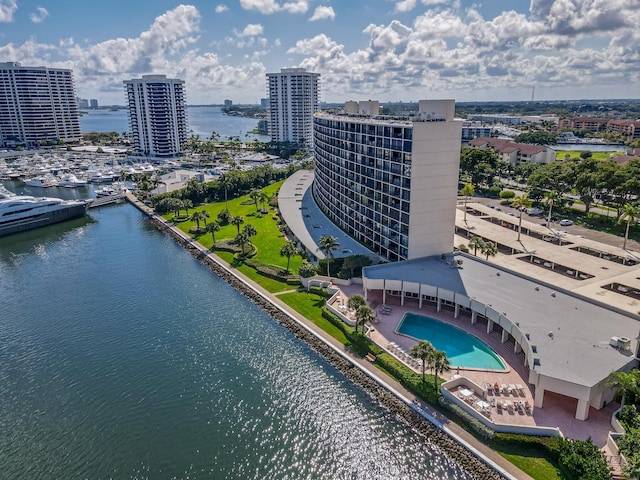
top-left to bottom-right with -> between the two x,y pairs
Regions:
313,100 -> 462,262
0,62 -> 82,148
266,68 -> 320,149
124,75 -> 188,158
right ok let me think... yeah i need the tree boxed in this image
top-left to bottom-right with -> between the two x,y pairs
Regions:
249,188 -> 262,213
607,370 -> 640,411
460,183 -> 475,222
347,294 -> 366,312
317,235 -> 340,277
513,131 -> 558,145
235,231 -> 250,254
512,194 -> 532,241
481,241 -> 498,261
218,173 -> 233,210
182,199 -> 193,217
340,255 -> 372,278
619,203 -> 639,250
205,221 -> 220,245
410,340 -> 435,381
231,215 -> 244,234
460,147 -> 498,184
432,350 -> 451,389
189,211 -> 207,231
242,224 -> 257,240
468,236 -> 485,256
280,240 -> 299,274
544,190 -> 561,226
354,305 -> 375,334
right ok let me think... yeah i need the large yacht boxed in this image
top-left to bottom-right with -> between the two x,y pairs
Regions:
0,187 -> 88,237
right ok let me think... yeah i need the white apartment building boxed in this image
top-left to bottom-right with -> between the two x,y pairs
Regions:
313,100 -> 462,262
266,68 -> 320,149
124,75 -> 188,158
0,62 -> 82,148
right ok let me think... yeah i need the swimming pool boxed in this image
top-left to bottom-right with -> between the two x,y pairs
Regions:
396,313 -> 507,371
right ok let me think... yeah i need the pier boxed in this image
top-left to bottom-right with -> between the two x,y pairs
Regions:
87,193 -> 125,209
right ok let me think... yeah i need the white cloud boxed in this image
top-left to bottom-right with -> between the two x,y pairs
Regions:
215,4 -> 228,13
393,0 -> 416,12
29,6 -> 49,23
0,0 -> 17,22
239,0 -> 308,14
309,6 -> 335,21
237,24 -> 264,37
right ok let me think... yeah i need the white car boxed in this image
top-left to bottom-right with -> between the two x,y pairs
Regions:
559,219 -> 573,226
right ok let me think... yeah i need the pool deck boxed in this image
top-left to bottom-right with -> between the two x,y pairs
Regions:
334,283 -> 620,449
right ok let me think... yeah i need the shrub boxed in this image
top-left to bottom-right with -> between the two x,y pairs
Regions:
618,404 -> 640,431
487,185 -> 502,198
438,396 -> 495,439
556,437 -> 611,480
499,190 -> 516,199
298,261 -> 317,278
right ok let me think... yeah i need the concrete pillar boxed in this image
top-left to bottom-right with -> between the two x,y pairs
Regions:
401,280 -> 405,306
471,311 -> 477,325
501,329 -> 509,343
383,289 -> 386,305
575,398 -> 590,421
487,319 -> 493,334
514,342 -> 521,354
437,298 -> 441,312
534,386 -> 544,408
454,303 -> 459,318
419,284 -> 423,309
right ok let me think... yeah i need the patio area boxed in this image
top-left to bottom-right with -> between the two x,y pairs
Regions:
334,282 -> 621,448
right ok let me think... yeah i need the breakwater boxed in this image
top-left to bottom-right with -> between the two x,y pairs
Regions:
139,200 -> 506,480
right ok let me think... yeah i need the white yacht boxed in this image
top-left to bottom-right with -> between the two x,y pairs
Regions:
0,187 -> 88,237
59,174 -> 88,188
25,176 -> 58,188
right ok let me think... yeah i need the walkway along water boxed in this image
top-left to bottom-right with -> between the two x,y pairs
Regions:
125,193 -> 530,480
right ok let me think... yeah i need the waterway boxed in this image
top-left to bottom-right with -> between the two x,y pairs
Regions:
0,204 -> 472,479
79,105 -> 270,142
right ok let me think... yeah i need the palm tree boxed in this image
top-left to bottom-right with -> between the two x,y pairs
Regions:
218,173 -> 233,210
205,221 -> 220,245
242,224 -> 257,240
258,191 -> 270,211
201,210 -> 210,226
189,211 -> 207,231
607,370 -> 640,411
317,235 -> 340,277
410,340 -> 436,382
544,190 -> 560,227
468,236 -> 485,256
512,193 -> 532,242
249,189 -> 262,213
235,231 -> 250,254
347,294 -> 366,312
280,240 -> 299,273
481,241 -> 498,261
231,215 -> 244,234
432,350 -> 451,389
619,203 -> 639,250
460,183 -> 475,222
355,305 -> 375,334
182,199 -> 193,217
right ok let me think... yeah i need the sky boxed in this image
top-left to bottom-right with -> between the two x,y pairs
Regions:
1,0 -> 639,105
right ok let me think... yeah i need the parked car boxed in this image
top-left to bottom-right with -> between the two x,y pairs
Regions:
559,219 -> 574,226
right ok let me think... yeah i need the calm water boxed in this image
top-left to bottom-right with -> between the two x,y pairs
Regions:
397,314 -> 506,371
79,106 -> 270,142
0,205 -> 471,479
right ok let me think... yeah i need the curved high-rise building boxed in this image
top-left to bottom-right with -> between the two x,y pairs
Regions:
313,100 -> 462,262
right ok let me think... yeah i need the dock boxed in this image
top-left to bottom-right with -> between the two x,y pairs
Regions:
87,193 -> 125,209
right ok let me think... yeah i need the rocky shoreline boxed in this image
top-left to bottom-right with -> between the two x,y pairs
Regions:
150,214 -> 506,480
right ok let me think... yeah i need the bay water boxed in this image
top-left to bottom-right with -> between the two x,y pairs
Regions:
0,204 -> 471,479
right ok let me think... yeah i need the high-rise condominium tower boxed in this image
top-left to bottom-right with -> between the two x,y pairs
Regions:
124,75 -> 188,158
313,100 -> 462,261
0,62 -> 81,148
266,68 -> 320,149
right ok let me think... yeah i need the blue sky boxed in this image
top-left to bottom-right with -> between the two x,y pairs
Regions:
1,0 -> 639,105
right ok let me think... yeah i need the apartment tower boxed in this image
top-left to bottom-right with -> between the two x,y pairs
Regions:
266,68 -> 320,149
313,100 -> 462,261
0,62 -> 82,148
124,75 -> 188,157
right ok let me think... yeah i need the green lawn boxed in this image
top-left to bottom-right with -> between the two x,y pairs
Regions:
555,149 -> 624,161
496,447 -> 562,480
277,291 -> 350,345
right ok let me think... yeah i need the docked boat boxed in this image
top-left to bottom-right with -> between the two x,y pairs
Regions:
0,187 -> 88,237
59,174 -> 88,188
25,176 -> 58,188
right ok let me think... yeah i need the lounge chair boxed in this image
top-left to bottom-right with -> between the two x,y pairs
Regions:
515,384 -> 525,396
500,384 -> 509,395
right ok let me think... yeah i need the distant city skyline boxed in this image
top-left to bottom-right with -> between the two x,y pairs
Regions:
1,0 -> 639,105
